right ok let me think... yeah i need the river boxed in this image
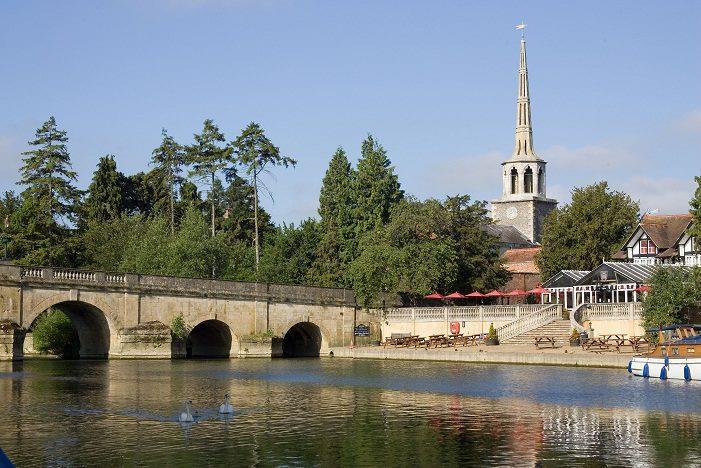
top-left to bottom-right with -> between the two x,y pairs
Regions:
1,358 -> 700,467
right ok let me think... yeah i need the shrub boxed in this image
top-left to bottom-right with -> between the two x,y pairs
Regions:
32,309 -> 80,358
171,313 -> 187,340
642,267 -> 701,330
488,322 -> 497,339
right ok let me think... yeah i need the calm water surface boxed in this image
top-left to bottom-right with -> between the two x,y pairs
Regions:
2,358 -> 701,467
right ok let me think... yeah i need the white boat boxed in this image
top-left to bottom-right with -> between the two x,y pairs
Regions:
628,325 -> 701,381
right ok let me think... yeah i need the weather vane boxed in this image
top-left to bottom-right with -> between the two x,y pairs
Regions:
516,22 -> 526,39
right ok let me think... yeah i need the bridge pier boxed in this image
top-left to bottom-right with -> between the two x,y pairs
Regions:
114,321 -> 173,359
0,320 -> 24,361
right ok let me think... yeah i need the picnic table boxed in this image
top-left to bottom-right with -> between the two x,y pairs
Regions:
601,334 -> 626,342
534,336 -> 557,349
606,335 -> 650,353
581,337 -> 611,352
427,334 -> 449,348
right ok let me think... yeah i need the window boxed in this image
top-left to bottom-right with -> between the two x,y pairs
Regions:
510,168 -> 518,194
537,169 -> 544,194
524,167 -> 533,193
639,239 -> 656,255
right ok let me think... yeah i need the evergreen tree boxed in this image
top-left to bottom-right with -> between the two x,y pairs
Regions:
0,191 -> 20,232
178,180 -> 203,214
536,181 -> 639,279
353,134 -> 403,238
83,155 -> 124,223
309,147 -> 356,287
259,219 -> 320,285
151,129 -> 185,234
231,122 -> 296,271
18,116 -> 80,222
185,119 -> 231,237
689,175 -> 701,238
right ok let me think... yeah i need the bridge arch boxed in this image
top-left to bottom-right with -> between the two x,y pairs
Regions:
27,299 -> 114,359
186,319 -> 238,358
282,321 -> 328,357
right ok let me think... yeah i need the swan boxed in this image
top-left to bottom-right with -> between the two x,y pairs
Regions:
179,400 -> 194,422
219,393 -> 234,414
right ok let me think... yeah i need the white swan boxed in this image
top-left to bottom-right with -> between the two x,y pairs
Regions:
179,400 -> 194,422
219,393 -> 234,414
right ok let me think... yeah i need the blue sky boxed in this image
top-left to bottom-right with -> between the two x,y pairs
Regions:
1,1 -> 700,224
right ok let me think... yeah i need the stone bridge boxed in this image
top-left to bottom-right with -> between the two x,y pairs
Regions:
0,264 -> 379,361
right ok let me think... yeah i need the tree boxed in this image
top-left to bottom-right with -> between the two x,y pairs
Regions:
151,129 -> 185,234
444,195 -> 510,292
642,267 -> 701,331
178,180 -> 203,214
18,116 -> 80,222
349,198 -> 458,307
259,219 -> 320,284
185,119 -> 231,238
536,181 -> 639,280
219,174 -> 272,244
31,308 -> 80,358
309,147 -> 356,287
80,216 -> 147,270
231,122 -> 296,271
689,175 -> 701,238
353,135 -> 403,239
83,155 -> 124,224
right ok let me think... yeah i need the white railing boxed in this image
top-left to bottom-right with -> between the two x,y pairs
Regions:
20,268 -> 43,279
572,303 -> 643,332
105,273 -> 126,284
385,304 -> 554,323
52,269 -> 96,282
496,304 -> 563,342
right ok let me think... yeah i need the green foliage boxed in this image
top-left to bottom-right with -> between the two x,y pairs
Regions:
488,323 -> 497,339
171,313 -> 187,340
150,129 -> 185,234
32,308 -> 80,358
310,147 -> 356,287
259,219 -> 320,284
536,181 -> 639,280
18,116 -> 80,223
119,208 -> 231,278
349,196 -> 508,307
690,175 -> 701,239
186,119 -> 231,237
231,122 -> 296,267
353,135 -> 403,238
83,155 -> 124,224
219,173 -> 272,244
642,267 -> 701,329
80,216 -> 147,270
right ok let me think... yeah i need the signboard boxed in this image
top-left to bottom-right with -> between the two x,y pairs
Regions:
354,324 -> 370,337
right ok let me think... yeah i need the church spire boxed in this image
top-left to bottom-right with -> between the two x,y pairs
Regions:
511,37 -> 540,160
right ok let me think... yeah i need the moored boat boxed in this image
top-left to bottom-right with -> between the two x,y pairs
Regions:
628,325 -> 701,381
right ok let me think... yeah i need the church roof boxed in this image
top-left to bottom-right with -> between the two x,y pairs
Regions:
501,247 -> 541,274
485,224 -> 534,247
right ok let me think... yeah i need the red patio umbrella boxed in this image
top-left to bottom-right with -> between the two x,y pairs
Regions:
635,285 -> 651,293
444,291 -> 467,299
527,286 -> 550,295
424,292 -> 444,299
465,291 -> 486,298
484,290 -> 504,297
506,289 -> 527,296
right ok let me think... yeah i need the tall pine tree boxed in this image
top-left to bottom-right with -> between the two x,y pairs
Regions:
309,147 -> 356,287
185,119 -> 231,237
19,116 -> 80,222
353,134 -> 403,238
151,129 -> 185,234
231,122 -> 296,271
83,155 -> 124,223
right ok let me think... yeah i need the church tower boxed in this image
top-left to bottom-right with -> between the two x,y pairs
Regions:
491,34 -> 557,243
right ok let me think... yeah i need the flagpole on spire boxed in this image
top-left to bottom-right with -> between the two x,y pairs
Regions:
516,22 -> 526,39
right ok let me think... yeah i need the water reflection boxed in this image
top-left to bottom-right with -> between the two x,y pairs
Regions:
1,359 -> 701,466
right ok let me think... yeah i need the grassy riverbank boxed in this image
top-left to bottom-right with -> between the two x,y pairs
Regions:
331,344 -> 632,368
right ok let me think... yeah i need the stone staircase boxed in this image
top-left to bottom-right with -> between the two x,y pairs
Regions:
503,319 -> 573,345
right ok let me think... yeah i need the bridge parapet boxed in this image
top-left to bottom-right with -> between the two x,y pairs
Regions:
0,264 -> 356,307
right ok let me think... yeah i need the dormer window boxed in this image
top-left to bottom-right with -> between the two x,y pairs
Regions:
640,239 -> 657,255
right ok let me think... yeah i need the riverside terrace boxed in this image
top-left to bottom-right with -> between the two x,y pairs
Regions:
0,263 -> 377,361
